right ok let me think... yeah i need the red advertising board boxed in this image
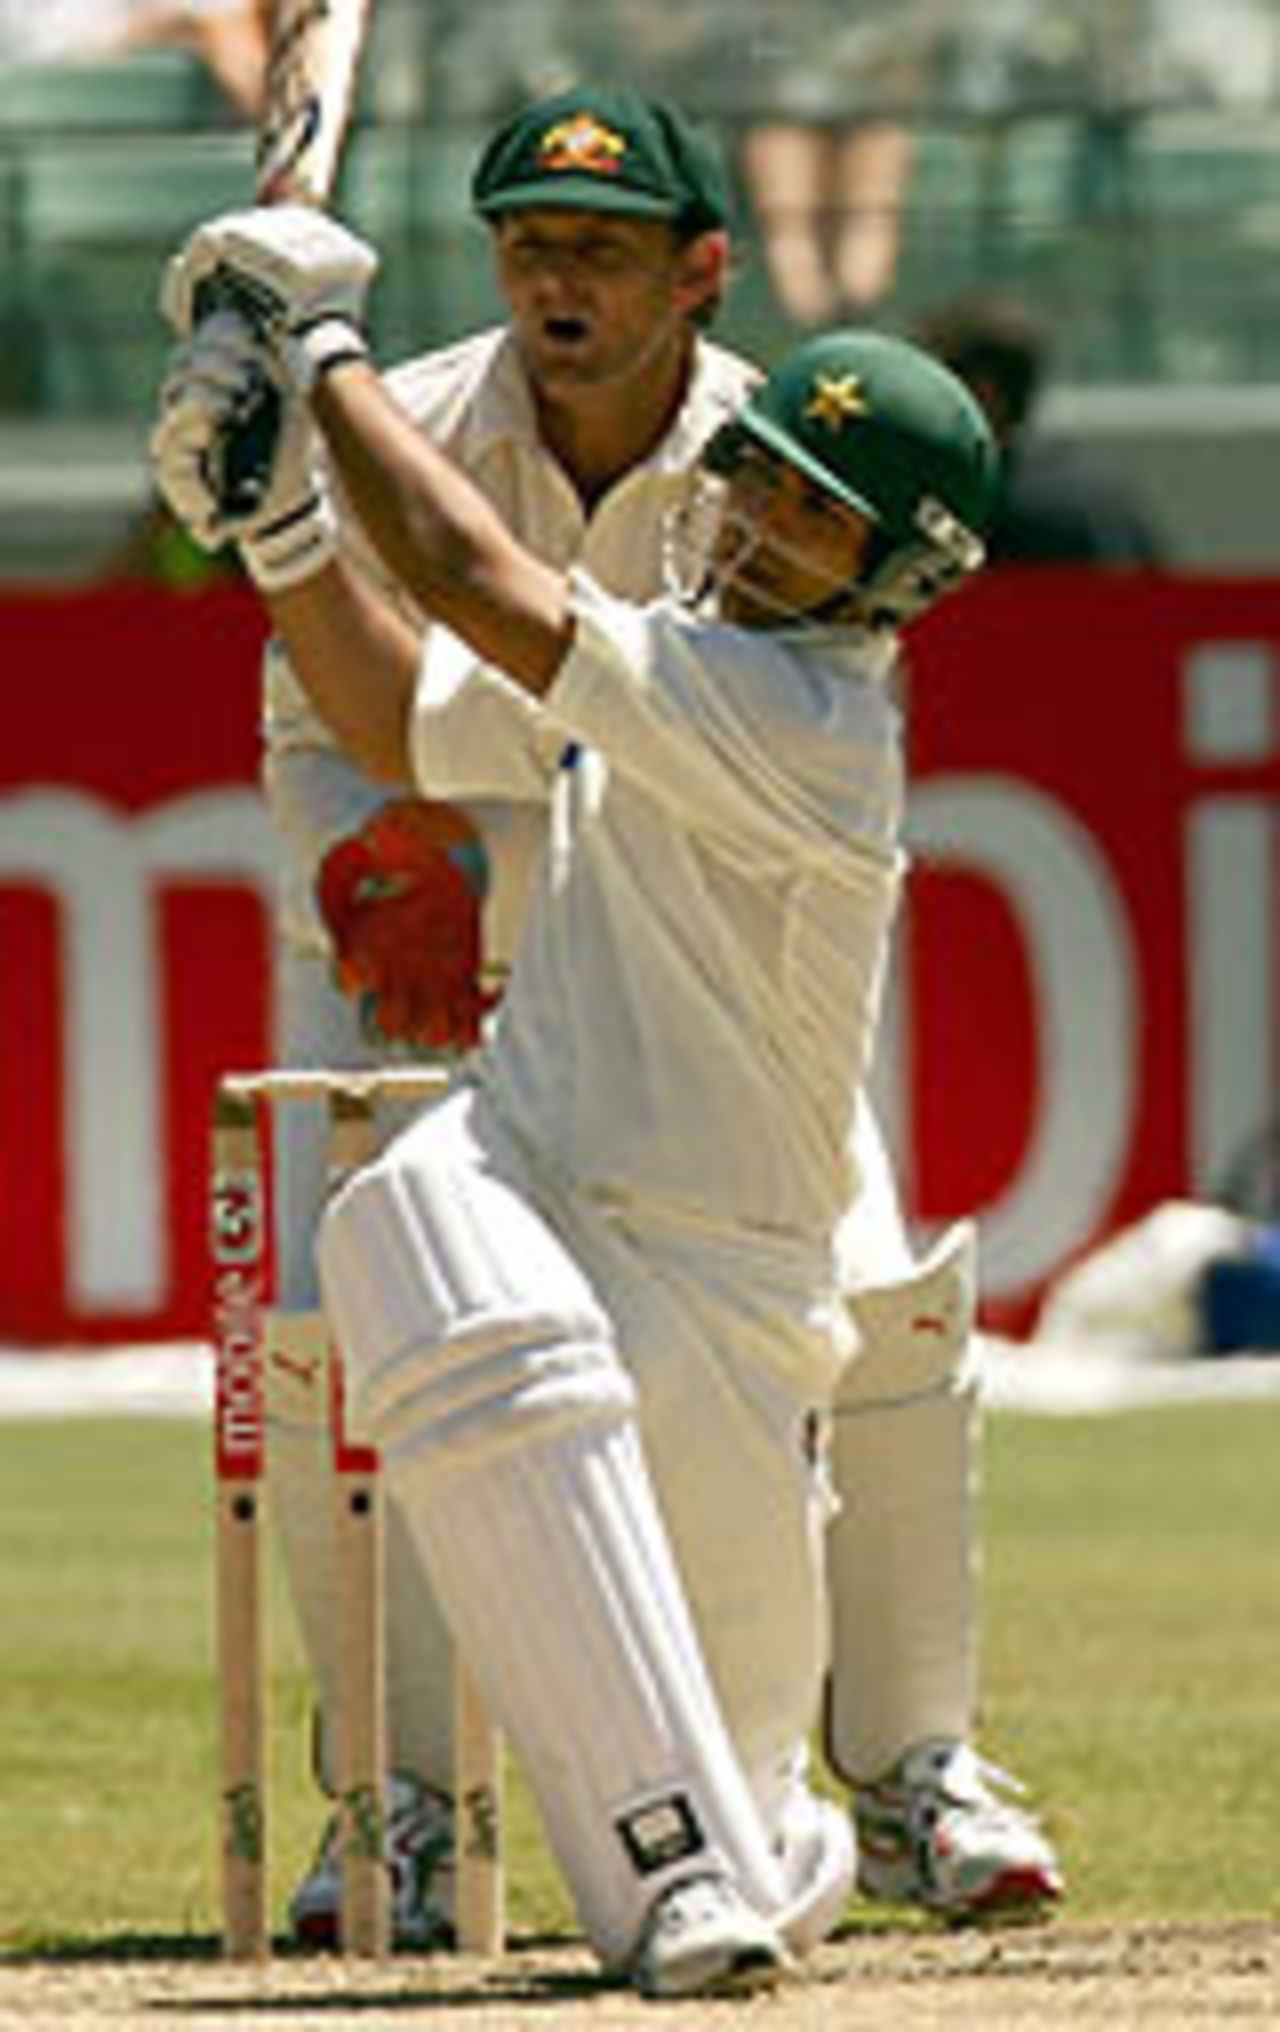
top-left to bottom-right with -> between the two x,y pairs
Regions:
0,572 -> 1277,1342
0,581 -> 271,1343
900,571 -> 1280,1324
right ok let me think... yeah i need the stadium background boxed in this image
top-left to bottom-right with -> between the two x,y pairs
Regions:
2,0 -> 1278,1344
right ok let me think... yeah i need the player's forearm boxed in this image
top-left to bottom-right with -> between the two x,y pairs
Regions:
312,361 -> 574,698
265,558 -> 419,785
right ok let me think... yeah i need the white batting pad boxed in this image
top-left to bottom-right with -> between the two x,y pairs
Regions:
317,1086 -> 788,1963
404,1416 -> 788,1964
834,1095 -> 915,1289
826,1222 -> 980,1783
773,1762 -> 857,1953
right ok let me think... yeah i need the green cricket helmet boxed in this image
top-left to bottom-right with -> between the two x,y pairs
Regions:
704,329 -> 999,626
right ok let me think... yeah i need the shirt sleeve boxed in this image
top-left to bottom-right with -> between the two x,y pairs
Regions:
407,626 -> 565,803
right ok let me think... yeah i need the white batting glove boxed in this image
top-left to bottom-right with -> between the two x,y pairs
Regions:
151,313 -> 337,592
159,203 -> 378,391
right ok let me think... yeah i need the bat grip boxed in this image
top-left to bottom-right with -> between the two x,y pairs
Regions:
192,271 -> 285,520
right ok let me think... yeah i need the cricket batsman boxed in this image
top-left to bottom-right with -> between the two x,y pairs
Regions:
158,83 -> 1060,1964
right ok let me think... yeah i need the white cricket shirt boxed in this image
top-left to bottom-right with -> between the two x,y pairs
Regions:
411,573 -> 905,1242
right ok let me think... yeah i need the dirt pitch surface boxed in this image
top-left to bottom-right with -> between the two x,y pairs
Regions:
2,1921 -> 1278,2029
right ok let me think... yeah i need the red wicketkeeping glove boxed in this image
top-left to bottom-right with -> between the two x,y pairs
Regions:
315,798 -> 497,1049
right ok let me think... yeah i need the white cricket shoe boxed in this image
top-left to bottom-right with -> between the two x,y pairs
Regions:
289,1772 -> 454,1950
854,1739 -> 1064,1923
630,1873 -> 793,2000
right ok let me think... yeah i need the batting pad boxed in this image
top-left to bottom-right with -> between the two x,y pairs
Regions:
317,1087 -> 788,1963
773,1767 -> 857,1953
825,1222 -> 980,1784
404,1415 -> 791,1964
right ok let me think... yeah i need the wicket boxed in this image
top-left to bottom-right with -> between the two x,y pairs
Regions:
209,1067 -> 505,1961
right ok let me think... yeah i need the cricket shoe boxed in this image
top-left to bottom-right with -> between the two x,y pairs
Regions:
289,1771 -> 455,1950
630,1873 -> 793,2000
854,1739 -> 1064,1923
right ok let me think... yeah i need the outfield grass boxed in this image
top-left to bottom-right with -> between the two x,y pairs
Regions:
981,1403 -> 1280,1922
0,1398 -> 1277,1954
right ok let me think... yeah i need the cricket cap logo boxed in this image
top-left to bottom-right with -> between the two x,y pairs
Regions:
538,112 -> 627,179
803,372 -> 871,434
471,85 -> 730,231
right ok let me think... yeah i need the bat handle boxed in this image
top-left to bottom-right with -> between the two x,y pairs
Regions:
191,272 -> 285,521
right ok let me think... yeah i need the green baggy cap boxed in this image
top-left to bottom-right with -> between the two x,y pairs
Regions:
471,84 -> 730,236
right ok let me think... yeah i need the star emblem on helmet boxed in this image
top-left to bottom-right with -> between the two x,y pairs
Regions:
539,113 -> 627,177
804,373 -> 871,432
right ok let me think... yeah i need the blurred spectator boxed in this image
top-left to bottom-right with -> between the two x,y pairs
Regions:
727,7 -> 941,325
917,292 -> 1164,565
0,0 -> 271,120
360,0 -> 579,125
740,114 -> 916,325
559,3 -> 940,324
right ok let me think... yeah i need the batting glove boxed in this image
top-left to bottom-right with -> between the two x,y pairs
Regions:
151,313 -> 337,592
160,203 -> 378,392
316,798 -> 499,1050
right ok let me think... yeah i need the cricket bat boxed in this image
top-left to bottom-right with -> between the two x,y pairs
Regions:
201,0 -> 375,515
255,0 -> 374,207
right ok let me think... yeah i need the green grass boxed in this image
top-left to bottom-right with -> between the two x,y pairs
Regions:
980,1404 -> 1280,1922
0,1400 -> 1277,1955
